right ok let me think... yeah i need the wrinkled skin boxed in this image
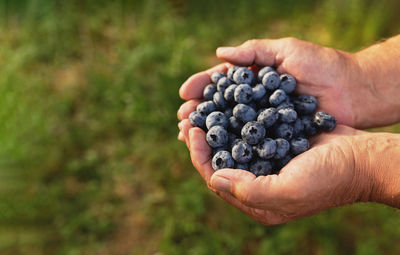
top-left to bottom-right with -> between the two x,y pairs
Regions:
177,37 -> 400,225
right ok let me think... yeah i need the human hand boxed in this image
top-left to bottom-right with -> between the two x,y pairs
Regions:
178,37 -> 393,131
181,124 -> 400,225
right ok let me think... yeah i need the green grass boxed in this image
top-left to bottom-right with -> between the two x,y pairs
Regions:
0,0 -> 399,254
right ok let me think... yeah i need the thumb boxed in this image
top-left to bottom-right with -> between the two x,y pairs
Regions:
216,39 -> 283,67
210,168 -> 285,209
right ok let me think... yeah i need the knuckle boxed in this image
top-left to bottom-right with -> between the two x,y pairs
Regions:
243,39 -> 259,47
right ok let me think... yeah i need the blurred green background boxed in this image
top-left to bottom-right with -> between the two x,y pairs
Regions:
0,0 -> 400,254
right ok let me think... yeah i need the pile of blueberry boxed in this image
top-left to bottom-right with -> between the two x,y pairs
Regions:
189,66 -> 336,176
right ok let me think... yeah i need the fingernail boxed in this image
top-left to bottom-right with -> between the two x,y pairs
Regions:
217,47 -> 235,55
211,175 -> 231,192
178,131 -> 184,141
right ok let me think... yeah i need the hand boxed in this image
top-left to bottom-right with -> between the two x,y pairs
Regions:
178,37 -> 387,130
183,125 -> 379,225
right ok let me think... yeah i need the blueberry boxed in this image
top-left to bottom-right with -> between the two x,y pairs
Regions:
232,141 -> 253,163
294,95 -> 318,115
224,108 -> 233,118
203,84 -> 217,101
275,123 -> 294,140
230,138 -> 242,149
206,126 -> 229,148
189,111 -> 206,129
212,150 -> 234,170
257,107 -> 279,128
278,108 -> 297,123
234,84 -> 253,104
262,71 -> 280,90
228,116 -> 244,135
290,138 -> 309,155
255,138 -> 277,159
257,66 -> 275,82
224,84 -> 238,103
293,118 -> 304,137
279,74 -> 296,94
196,101 -> 216,115
276,102 -> 295,110
217,77 -> 233,92
250,159 -> 273,176
241,121 -> 266,145
233,67 -> 254,85
252,84 -> 267,101
274,138 -> 290,159
269,89 -> 287,106
227,66 -> 240,80
206,111 -> 228,129
301,115 -> 318,137
211,72 -> 225,84
213,91 -> 228,109
314,112 -> 337,131
233,104 -> 257,123
235,163 -> 249,171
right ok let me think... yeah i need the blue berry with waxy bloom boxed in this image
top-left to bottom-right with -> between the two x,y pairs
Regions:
211,72 -> 225,84
293,118 -> 304,137
234,84 -> 253,104
279,74 -> 296,94
189,111 -> 206,129
277,102 -> 295,110
233,104 -> 257,123
252,84 -> 267,101
294,95 -> 318,115
278,107 -> 298,123
290,138 -> 309,155
233,67 -> 254,85
212,150 -> 235,170
269,89 -> 287,106
250,159 -> 273,176
257,107 -> 279,128
241,121 -> 266,145
255,138 -> 277,159
217,77 -> 233,92
213,91 -> 228,109
224,84 -> 238,102
257,66 -> 275,82
301,115 -> 318,137
235,163 -> 249,171
212,144 -> 229,156
275,123 -> 294,140
206,126 -> 229,148
203,84 -> 217,101
196,101 -> 216,115
262,71 -> 280,90
232,140 -> 254,163
228,116 -> 244,135
206,111 -> 228,129
274,138 -> 290,159
314,111 -> 337,131
227,66 -> 240,80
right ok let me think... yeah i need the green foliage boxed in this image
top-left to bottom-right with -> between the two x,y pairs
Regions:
0,0 -> 399,254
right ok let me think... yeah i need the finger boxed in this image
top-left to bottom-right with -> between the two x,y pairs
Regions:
188,127 -> 214,185
179,63 -> 230,100
217,191 -> 288,226
177,99 -> 203,121
216,39 -> 284,67
181,119 -> 193,149
178,131 -> 185,142
210,168 -> 290,210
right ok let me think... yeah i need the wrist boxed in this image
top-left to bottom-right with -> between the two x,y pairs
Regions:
353,132 -> 400,207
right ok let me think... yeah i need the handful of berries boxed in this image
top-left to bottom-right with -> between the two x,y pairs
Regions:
189,66 -> 337,176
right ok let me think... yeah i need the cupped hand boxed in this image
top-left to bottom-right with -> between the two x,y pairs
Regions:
178,37 -> 376,131
185,125 -> 375,225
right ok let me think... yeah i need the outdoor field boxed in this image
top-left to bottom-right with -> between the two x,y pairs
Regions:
1,0 -> 400,254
